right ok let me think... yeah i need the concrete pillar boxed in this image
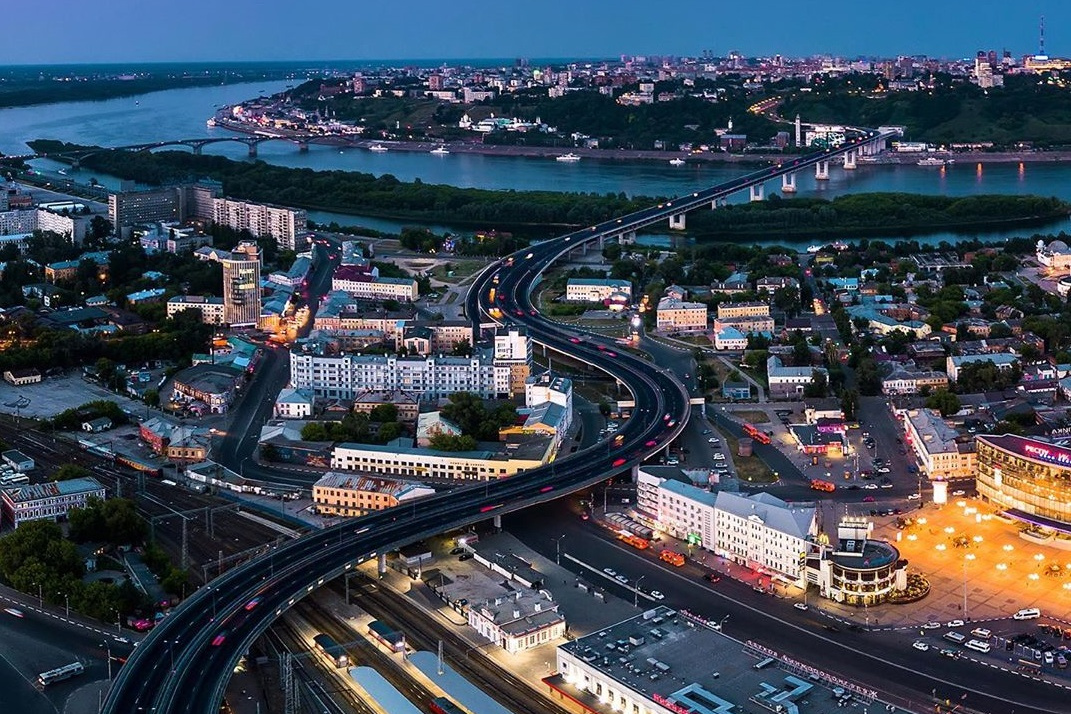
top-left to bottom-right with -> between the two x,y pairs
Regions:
493,514 -> 502,531
598,234 -> 605,250
815,160 -> 830,181
193,145 -> 203,156
749,184 -> 765,202
843,149 -> 857,170
377,553 -> 387,577
247,142 -> 258,158
781,173 -> 797,193
620,231 -> 636,245
669,214 -> 686,230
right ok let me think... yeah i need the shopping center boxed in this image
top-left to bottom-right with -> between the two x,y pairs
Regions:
976,434 -> 1071,531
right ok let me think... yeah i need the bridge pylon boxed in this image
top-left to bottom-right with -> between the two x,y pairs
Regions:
668,213 -> 686,230
247,142 -> 258,158
843,149 -> 857,170
749,184 -> 765,202
815,160 -> 830,181
781,172 -> 797,193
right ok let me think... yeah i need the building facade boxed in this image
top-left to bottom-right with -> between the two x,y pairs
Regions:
564,278 -> 631,303
166,296 -> 226,325
212,198 -> 308,251
900,408 -> 976,480
331,272 -> 419,301
311,472 -> 434,517
976,434 -> 1071,528
1,478 -> 106,528
330,441 -> 544,480
655,297 -> 708,333
716,301 -> 770,319
767,356 -> 826,397
221,241 -> 262,327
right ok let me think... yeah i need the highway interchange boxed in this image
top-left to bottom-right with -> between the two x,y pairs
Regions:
95,129 -> 1071,714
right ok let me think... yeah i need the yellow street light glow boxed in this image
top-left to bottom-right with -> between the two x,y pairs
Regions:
1003,544 -> 1014,552
1029,573 -> 1040,581
973,536 -> 984,543
944,527 -> 955,534
965,553 -> 976,562
1035,553 -> 1046,562
996,563 -> 1007,571
935,544 -> 946,551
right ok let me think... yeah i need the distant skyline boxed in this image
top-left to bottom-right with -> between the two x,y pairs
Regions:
2,1 -> 1067,65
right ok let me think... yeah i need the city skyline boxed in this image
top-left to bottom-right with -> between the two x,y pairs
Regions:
1,1 -> 1067,65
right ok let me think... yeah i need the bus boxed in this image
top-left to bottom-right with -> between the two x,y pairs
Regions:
0,474 -> 29,485
742,423 -> 771,445
618,533 -> 650,550
660,550 -> 685,567
809,479 -> 836,493
37,661 -> 84,687
313,633 -> 349,668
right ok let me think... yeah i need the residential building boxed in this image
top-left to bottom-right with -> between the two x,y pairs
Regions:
416,412 -> 462,447
1,478 -> 106,529
882,368 -> 950,395
274,387 -> 317,419
166,295 -> 226,325
400,321 -> 473,355
946,353 -> 1019,382
713,315 -> 776,335
655,297 -> 707,333
330,438 -> 548,480
352,390 -> 420,423
717,301 -> 770,319
171,364 -> 244,415
525,373 -> 573,414
714,326 -> 748,350
766,355 -> 826,397
311,472 -> 434,517
109,187 -> 181,233
332,266 -> 418,301
268,256 -> 312,289
212,198 -> 308,251
564,278 -> 631,303
494,327 -> 532,395
900,408 -> 977,480
36,208 -> 88,243
289,346 -> 511,402
976,434 -> 1071,529
713,490 -> 817,587
221,241 -> 262,327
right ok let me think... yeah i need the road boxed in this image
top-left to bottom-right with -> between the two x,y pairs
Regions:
506,498 -> 1069,714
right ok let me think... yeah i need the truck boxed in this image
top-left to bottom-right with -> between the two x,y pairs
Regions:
742,424 -> 771,445
660,550 -> 685,567
619,533 -> 650,550
809,479 -> 836,493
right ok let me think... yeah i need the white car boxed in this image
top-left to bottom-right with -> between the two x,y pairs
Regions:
615,574 -> 629,584
793,602 -> 808,611
877,467 -> 891,473
863,483 -> 879,490
114,636 -> 131,644
912,641 -> 930,652
708,437 -> 719,444
713,453 -> 725,460
922,621 -> 941,630
650,590 -> 665,601
951,489 -> 966,496
603,567 -> 617,577
907,493 -> 921,500
946,619 -> 965,628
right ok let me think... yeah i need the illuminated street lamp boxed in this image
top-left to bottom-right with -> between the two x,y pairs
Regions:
1003,544 -> 1014,552
963,553 -> 975,618
1035,553 -> 1046,563
972,536 -> 983,544
996,563 -> 1007,571
1029,573 -> 1040,581
935,544 -> 946,551
944,526 -> 955,535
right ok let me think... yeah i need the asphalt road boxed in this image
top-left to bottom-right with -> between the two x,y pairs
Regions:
505,499 -> 1069,714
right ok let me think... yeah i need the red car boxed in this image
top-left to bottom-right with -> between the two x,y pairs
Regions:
612,458 -> 627,468
211,631 -> 228,647
244,598 -> 261,611
605,351 -> 617,357
645,440 -> 658,447
569,337 -> 581,344
515,309 -> 524,316
863,496 -> 875,502
529,309 -> 538,316
580,512 -> 590,520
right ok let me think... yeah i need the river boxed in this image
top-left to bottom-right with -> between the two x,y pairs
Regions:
4,80 -> 1071,246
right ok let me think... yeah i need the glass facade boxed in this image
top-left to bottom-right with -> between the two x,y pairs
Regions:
977,435 -> 1071,526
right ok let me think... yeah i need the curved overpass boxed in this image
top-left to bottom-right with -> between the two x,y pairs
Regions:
103,203 -> 692,713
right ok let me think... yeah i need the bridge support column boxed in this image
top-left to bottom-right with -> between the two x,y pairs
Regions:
377,553 -> 387,578
781,172 -> 797,193
247,143 -> 258,158
297,140 -> 309,153
815,160 -> 830,181
493,514 -> 502,531
71,159 -> 80,171
843,150 -> 857,170
749,184 -> 765,202
193,145 -> 203,156
619,231 -> 636,245
668,214 -> 686,230
710,197 -> 726,209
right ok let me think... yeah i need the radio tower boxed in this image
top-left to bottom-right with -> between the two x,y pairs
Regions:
1038,15 -> 1049,59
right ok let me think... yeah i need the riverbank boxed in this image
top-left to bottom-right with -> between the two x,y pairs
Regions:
213,116 -> 1071,167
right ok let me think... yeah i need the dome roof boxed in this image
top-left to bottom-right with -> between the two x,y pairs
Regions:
1048,239 -> 1070,253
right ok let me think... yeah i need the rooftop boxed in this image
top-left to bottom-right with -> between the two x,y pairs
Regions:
1,477 -> 105,503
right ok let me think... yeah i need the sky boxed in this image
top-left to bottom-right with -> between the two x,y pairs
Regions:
1,1 -> 1066,65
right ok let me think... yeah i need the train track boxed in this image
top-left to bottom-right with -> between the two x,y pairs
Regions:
344,573 -> 573,714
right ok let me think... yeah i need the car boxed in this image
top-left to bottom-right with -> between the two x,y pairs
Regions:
946,619 -> 965,628
907,493 -> 921,500
880,482 -> 894,489
645,440 -> 659,447
794,602 -> 809,611
705,574 -> 721,583
243,597 -> 261,611
530,309 -> 538,316
580,512 -> 590,521
450,547 -> 465,555
569,337 -> 581,344
702,429 -> 712,435
663,413 -> 671,422
971,628 -> 992,639
615,574 -> 629,584
666,419 -> 676,427
3,608 -> 23,618
1045,651 -> 1055,665
612,458 -> 627,468
603,567 -> 617,576
940,648 -> 960,659
458,552 -> 474,561
863,496 -> 875,502
912,641 -> 930,652
708,437 -> 719,444
514,309 -> 524,317
951,489 -> 966,496
605,351 -> 617,358
863,483 -> 879,490
713,453 -> 725,460
923,621 -> 942,630
211,631 -> 229,647
114,636 -> 130,644
877,467 -> 891,474
650,591 -> 665,601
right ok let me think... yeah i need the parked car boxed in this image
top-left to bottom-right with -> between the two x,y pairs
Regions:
912,641 -> 930,651
794,602 -> 809,611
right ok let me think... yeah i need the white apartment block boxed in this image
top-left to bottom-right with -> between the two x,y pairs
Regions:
881,368 -> 950,396
289,347 -> 511,401
0,209 -> 86,243
655,297 -> 708,333
212,198 -> 308,251
899,407 -> 977,480
330,441 -> 543,480
565,278 -> 632,303
332,274 -> 418,301
713,315 -> 776,334
767,355 -> 826,397
716,301 -> 770,319
166,295 -> 226,325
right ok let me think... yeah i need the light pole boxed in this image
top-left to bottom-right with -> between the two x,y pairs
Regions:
963,553 -> 976,619
555,534 -> 566,566
634,576 -> 646,608
58,592 -> 69,618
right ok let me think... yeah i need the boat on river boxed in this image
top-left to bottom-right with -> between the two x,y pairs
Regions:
556,153 -> 581,163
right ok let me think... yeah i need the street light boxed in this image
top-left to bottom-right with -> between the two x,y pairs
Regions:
57,592 -> 69,618
634,576 -> 646,608
555,534 -> 566,566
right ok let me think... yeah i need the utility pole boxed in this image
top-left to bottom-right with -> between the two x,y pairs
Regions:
282,652 -> 297,714
437,640 -> 444,676
180,518 -> 189,571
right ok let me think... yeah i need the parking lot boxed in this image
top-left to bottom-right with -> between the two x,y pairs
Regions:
0,372 -> 149,420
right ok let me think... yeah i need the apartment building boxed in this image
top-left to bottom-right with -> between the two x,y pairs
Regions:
330,439 -> 546,480
1,478 -> 106,529
564,278 -> 632,303
713,315 -> 776,334
881,368 -> 950,395
900,408 -> 977,480
166,295 -> 226,325
716,301 -> 771,320
289,346 -> 511,401
221,241 -> 262,327
767,355 -> 826,397
655,297 -> 708,333
212,198 -> 308,251
332,267 -> 419,301
311,472 -> 434,517
494,327 -> 532,396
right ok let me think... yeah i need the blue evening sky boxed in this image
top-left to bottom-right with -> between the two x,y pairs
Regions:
1,1 -> 1065,64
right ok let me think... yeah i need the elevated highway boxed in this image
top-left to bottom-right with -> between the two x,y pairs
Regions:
104,129 -> 894,713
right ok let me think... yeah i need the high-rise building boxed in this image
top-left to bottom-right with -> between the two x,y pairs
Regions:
221,241 -> 261,326
212,198 -> 308,250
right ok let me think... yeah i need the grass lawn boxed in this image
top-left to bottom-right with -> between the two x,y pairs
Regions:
721,431 -> 778,484
429,260 -> 485,283
733,410 -> 771,424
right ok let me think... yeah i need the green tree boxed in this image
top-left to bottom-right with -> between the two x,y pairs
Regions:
451,340 -> 473,357
429,433 -> 478,452
803,371 -> 828,399
925,389 -> 962,417
260,443 -> 279,462
840,389 -> 859,421
53,463 -> 90,482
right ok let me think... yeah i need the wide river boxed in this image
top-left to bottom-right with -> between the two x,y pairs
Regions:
4,80 -> 1071,245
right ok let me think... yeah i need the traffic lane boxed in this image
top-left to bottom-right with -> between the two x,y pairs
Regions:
857,397 -> 924,495
506,502 -> 1064,714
